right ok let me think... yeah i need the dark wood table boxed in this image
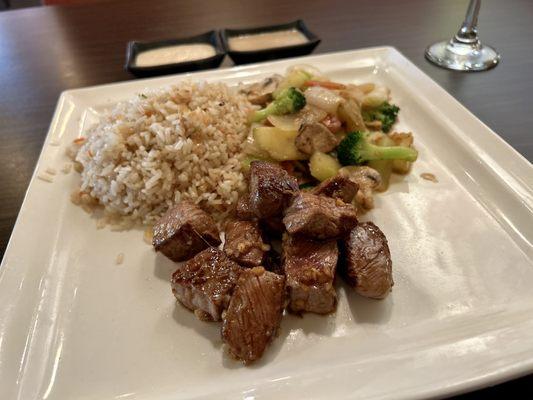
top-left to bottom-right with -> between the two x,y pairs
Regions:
0,0 -> 532,397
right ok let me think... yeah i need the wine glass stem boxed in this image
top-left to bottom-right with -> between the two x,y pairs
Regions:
454,0 -> 481,45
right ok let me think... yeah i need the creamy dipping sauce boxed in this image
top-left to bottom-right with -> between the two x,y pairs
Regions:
228,29 -> 308,52
135,44 -> 216,67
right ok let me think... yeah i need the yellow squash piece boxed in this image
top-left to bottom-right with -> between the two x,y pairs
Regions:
253,127 -> 307,161
309,151 -> 341,182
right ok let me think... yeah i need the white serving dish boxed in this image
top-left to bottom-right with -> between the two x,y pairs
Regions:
1,47 -> 532,400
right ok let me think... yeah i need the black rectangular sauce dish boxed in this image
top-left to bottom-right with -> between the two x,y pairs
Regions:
220,20 -> 321,65
125,31 -> 225,78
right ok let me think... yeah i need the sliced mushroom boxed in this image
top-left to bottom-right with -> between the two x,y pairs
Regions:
339,166 -> 381,210
240,74 -> 283,106
295,122 -> 339,155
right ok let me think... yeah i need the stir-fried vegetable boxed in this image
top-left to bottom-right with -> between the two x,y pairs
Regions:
304,86 -> 343,114
243,66 -> 418,204
286,64 -> 324,79
337,131 -> 418,166
250,87 -> 306,123
309,151 -> 341,181
339,166 -> 382,209
362,102 -> 400,133
303,80 -> 346,90
389,131 -> 414,173
357,83 -> 375,94
298,105 -> 328,125
367,133 -> 395,191
253,127 -> 307,161
340,84 -> 365,105
267,114 -> 300,131
337,98 -> 366,131
321,115 -> 342,133
272,69 -> 312,98
241,154 -> 273,171
367,160 -> 392,191
362,85 -> 390,107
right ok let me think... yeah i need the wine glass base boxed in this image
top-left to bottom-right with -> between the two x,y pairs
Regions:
425,40 -> 500,71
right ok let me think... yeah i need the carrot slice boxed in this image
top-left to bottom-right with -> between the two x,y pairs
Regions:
303,80 -> 346,90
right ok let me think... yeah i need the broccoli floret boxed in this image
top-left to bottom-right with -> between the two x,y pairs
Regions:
362,102 -> 400,132
250,87 -> 306,122
337,131 -> 417,166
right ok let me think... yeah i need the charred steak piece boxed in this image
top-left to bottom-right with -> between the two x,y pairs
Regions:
235,193 -> 255,221
260,216 -> 285,237
222,267 -> 285,364
263,249 -> 284,276
282,234 -> 338,314
312,174 -> 359,203
283,192 -> 358,239
249,161 -> 299,219
341,222 -> 393,299
235,191 -> 284,236
224,220 -> 268,268
171,248 -> 242,321
153,201 -> 221,262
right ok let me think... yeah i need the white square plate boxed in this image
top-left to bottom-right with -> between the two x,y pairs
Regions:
1,47 -> 532,400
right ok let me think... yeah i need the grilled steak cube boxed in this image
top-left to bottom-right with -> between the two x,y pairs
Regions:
222,267 -> 285,364
224,220 -> 268,267
235,193 -> 255,220
283,192 -> 358,239
249,161 -> 299,219
312,174 -> 359,203
282,234 -> 338,314
171,248 -> 242,321
263,249 -> 284,276
341,222 -> 393,299
153,201 -> 221,262
260,216 -> 285,237
236,193 -> 285,235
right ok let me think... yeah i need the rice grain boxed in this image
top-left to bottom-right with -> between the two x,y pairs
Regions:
38,174 -> 54,183
116,253 -> 125,265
